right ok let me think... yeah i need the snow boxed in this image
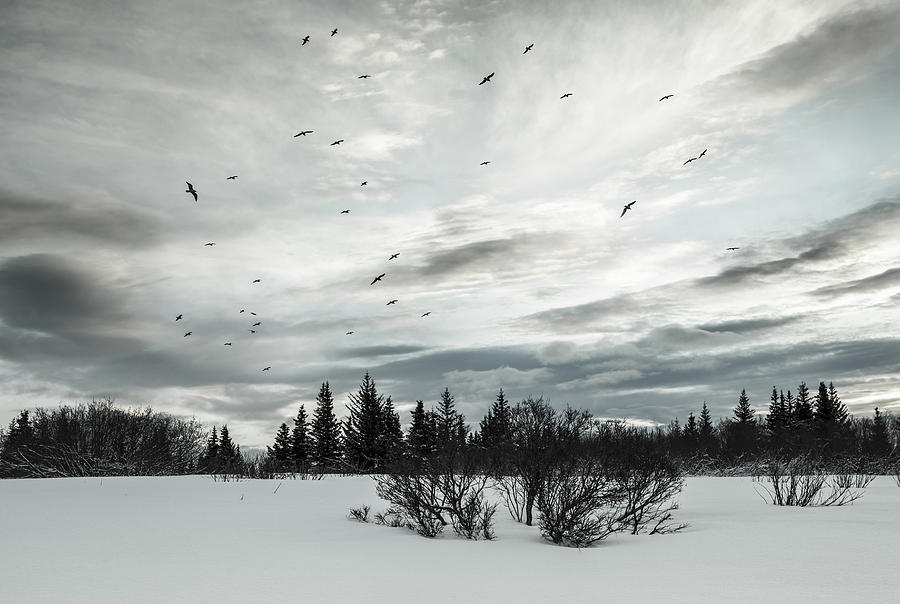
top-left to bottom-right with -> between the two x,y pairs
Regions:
1,476 -> 898,603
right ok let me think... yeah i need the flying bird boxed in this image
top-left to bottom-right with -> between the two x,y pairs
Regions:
480,161 -> 490,166
560,93 -> 573,99
659,94 -> 674,101
301,35 -> 309,45
386,299 -> 398,305
185,182 -> 197,202
389,253 -> 400,260
330,28 -> 338,36
340,209 -> 350,214
262,366 -> 271,371
370,273 -> 386,285
294,130 -> 313,137
698,149 -> 708,158
683,157 -> 697,165
478,72 -> 494,85
183,332 -> 192,337
346,331 -> 354,335
726,247 -> 740,251
252,279 -> 261,283
252,322 -> 261,327
248,329 -> 256,334
360,181 -> 368,186
239,309 -> 245,313
224,342 -> 232,346
523,43 -> 533,54
226,175 -> 238,180
620,200 -> 636,218
204,243 -> 216,246
421,312 -> 431,317
358,74 -> 371,79
331,139 -> 344,146
175,314 -> 182,321
250,312 -> 257,316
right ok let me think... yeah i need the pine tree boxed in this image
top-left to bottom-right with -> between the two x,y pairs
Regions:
218,424 -> 239,471
480,388 -> 512,449
435,387 -> 466,451
310,381 -> 342,471
733,389 -> 755,424
380,395 -> 404,461
343,372 -> 388,472
793,382 -> 814,423
200,426 -> 219,473
869,408 -> 892,456
290,405 -> 309,471
406,400 -> 432,460
698,402 -> 715,453
729,389 -> 758,455
814,381 -> 850,453
268,422 -> 291,472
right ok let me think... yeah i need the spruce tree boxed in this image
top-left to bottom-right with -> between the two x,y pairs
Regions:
218,425 -> 239,472
869,408 -> 892,456
380,395 -> 404,461
309,381 -> 342,471
729,389 -> 758,455
201,426 -> 219,473
793,382 -> 814,423
481,388 -> 512,449
435,387 -> 466,451
267,422 -> 291,472
290,405 -> 309,471
698,402 -> 715,452
343,372 -> 387,472
406,400 -> 431,460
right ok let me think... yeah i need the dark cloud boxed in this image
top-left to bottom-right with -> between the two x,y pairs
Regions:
0,254 -> 130,334
517,293 -> 641,333
811,267 -> 900,298
334,344 -> 430,360
0,190 -> 164,247
718,4 -> 900,96
696,241 -> 838,288
697,315 -> 802,334
416,236 -> 549,279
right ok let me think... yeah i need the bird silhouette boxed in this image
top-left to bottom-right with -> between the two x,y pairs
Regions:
294,130 -> 313,137
358,74 -> 371,79
346,331 -> 354,335
621,200 -> 636,218
560,93 -> 573,99
185,182 -> 197,202
252,279 -> 261,283
175,314 -> 183,321
239,309 -> 245,313
204,243 -> 216,246
523,43 -> 533,54
726,247 -> 740,251
480,161 -> 490,165
698,149 -> 708,158
262,366 -> 271,371
301,35 -> 309,45
330,28 -> 338,36
683,157 -> 697,165
360,181 -> 368,186
248,329 -> 256,334
340,209 -> 350,214
386,299 -> 398,305
224,342 -> 232,346
226,175 -> 238,180
421,311 -> 431,317
659,94 -> 674,101
478,72 -> 494,85
183,332 -> 192,337
252,322 -> 261,327
250,312 -> 257,316
389,253 -> 400,260
331,139 -> 344,146
370,273 -> 386,285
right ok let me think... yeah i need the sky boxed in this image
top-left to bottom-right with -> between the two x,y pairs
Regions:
1,0 -> 899,447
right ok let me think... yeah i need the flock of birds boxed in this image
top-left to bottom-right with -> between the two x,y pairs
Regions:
175,30 -> 738,372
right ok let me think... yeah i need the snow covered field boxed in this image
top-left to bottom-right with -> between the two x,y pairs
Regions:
1,475 -> 898,603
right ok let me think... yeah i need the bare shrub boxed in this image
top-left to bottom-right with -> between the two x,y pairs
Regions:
495,474 -> 527,522
833,472 -> 876,490
756,456 -> 866,506
348,505 -> 371,522
610,452 -> 687,535
373,506 -> 406,528
536,458 -> 620,547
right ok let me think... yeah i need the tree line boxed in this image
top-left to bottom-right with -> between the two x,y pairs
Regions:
2,373 -> 898,478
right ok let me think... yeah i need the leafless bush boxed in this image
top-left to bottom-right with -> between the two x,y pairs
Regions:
755,456 -> 866,506
373,506 -> 406,527
536,458 -> 621,547
211,473 -> 243,482
833,472 -> 876,490
610,453 -> 687,535
348,505 -> 371,522
373,471 -> 446,537
495,474 -> 527,522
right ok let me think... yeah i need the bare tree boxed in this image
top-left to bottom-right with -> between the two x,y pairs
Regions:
755,455 -> 867,506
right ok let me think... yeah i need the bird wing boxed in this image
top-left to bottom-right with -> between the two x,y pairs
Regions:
191,191 -> 197,201
620,207 -> 627,218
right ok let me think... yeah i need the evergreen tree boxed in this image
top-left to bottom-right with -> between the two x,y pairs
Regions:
343,372 -> 388,472
683,412 -> 698,439
480,388 -> 512,449
380,395 -> 404,460
435,387 -> 466,450
728,389 -> 758,455
200,426 -> 219,472
814,381 -> 850,452
406,400 -> 433,460
1,410 -> 34,457
733,389 -> 755,424
310,381 -> 342,471
268,422 -> 292,472
869,408 -> 892,456
218,424 -> 239,471
290,405 -> 309,471
793,382 -> 814,423
698,402 -> 715,453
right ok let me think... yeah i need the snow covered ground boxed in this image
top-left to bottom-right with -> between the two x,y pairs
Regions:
1,475 -> 898,603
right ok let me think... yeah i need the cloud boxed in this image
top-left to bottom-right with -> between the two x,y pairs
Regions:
697,315 -> 802,334
335,344 -> 430,359
811,267 -> 900,298
714,4 -> 900,101
0,190 -> 164,247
